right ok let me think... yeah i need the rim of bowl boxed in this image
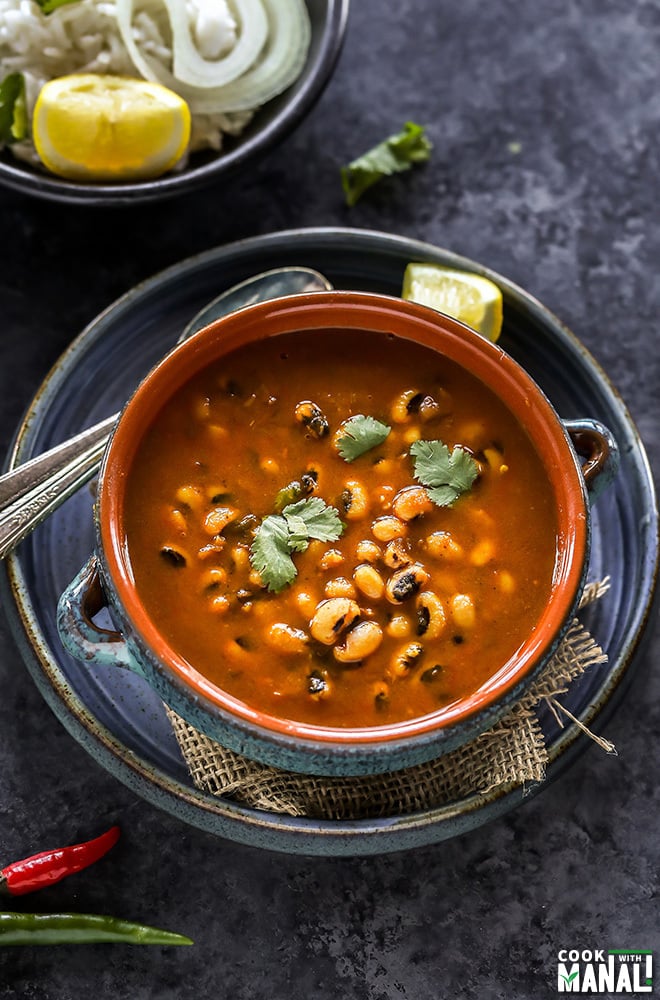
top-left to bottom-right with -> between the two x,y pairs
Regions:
0,0 -> 350,206
97,291 -> 590,748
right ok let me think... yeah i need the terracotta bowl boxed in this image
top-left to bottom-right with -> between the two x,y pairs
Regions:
57,292 -> 618,775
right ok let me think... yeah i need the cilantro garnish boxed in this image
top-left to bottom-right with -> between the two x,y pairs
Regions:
335,414 -> 391,462
36,0 -> 82,14
341,122 -> 432,207
282,498 -> 343,542
410,439 -> 479,507
0,74 -> 27,145
250,497 -> 343,593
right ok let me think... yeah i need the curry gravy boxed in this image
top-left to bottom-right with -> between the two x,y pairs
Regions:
122,329 -> 558,728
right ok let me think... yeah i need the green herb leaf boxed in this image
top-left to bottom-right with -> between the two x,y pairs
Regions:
335,415 -> 391,462
274,480 -> 305,513
341,122 -> 432,207
0,74 -> 27,144
410,439 -> 478,507
36,0 -> 82,14
249,514 -> 298,593
282,497 -> 344,542
281,513 -> 310,551
250,498 -> 343,592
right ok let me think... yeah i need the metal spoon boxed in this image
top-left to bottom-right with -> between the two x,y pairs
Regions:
0,266 -> 333,559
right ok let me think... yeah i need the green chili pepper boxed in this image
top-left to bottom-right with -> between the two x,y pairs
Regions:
0,912 -> 193,946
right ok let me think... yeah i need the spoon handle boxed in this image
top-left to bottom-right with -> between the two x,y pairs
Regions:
0,267 -> 333,560
0,414 -> 116,559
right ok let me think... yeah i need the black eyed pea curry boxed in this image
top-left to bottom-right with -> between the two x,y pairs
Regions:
123,329 -> 558,729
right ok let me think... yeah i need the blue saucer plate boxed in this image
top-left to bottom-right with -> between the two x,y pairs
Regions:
1,228 -> 658,856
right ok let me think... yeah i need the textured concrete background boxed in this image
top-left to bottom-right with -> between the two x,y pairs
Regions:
0,0 -> 659,996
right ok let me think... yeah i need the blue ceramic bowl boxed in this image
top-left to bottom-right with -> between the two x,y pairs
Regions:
56,291 -> 619,776
0,0 -> 349,206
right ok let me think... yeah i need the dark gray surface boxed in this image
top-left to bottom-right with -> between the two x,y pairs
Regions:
0,0 -> 658,996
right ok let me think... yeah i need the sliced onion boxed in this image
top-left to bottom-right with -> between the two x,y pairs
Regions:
167,0 -> 268,88
115,0 -> 268,89
115,0 -> 311,115
180,0 -> 312,113
115,0 -> 171,84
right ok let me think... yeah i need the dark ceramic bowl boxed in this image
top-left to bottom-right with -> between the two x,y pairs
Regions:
0,0 -> 349,206
57,291 -> 619,776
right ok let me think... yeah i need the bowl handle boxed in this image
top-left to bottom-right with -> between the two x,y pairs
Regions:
57,555 -> 145,677
563,418 -> 620,502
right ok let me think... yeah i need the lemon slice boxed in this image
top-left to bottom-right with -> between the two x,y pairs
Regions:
33,74 -> 191,182
402,262 -> 503,342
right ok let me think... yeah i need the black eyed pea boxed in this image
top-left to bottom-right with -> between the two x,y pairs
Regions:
353,563 -> 385,600
231,544 -> 250,571
319,548 -> 344,571
174,484 -> 205,512
203,506 -> 238,536
333,621 -> 384,663
160,544 -> 188,568
307,670 -> 331,698
372,681 -> 390,706
385,563 -> 430,604
418,390 -> 453,422
469,539 -> 496,566
372,483 -> 396,510
497,570 -> 516,594
450,593 -> 476,630
309,598 -> 361,645
168,508 -> 188,535
248,567 -> 267,589
341,480 -> 370,521
390,641 -> 425,678
295,590 -> 320,618
402,426 -> 422,445
259,457 -> 280,476
383,538 -> 412,569
265,623 -> 309,655
392,485 -> 434,521
425,530 -> 464,561
385,614 -> 411,638
324,577 -> 357,600
197,539 -> 226,560
483,445 -> 508,475
201,567 -> 228,592
372,515 -> 407,542
355,539 -> 382,563
416,591 -> 447,640
390,388 -> 423,424
294,400 -> 330,438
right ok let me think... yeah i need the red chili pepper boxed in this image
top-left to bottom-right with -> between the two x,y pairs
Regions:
0,825 -> 120,897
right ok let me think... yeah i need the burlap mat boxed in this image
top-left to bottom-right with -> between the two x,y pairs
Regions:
166,579 -> 615,820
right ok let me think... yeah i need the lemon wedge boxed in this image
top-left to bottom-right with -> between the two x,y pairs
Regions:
402,262 -> 503,342
33,74 -> 191,182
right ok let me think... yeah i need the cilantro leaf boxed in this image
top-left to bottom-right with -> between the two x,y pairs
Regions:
410,439 -> 478,507
37,0 -> 83,13
283,497 -> 344,542
281,513 -> 310,551
335,415 -> 391,462
250,498 -> 343,592
341,122 -> 432,207
0,74 -> 27,144
249,514 -> 297,593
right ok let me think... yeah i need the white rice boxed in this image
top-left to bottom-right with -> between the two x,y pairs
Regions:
0,0 -> 254,166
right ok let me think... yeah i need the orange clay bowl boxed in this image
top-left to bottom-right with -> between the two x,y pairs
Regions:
56,292 -> 618,776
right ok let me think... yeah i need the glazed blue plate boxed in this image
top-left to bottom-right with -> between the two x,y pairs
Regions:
1,228 -> 658,855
